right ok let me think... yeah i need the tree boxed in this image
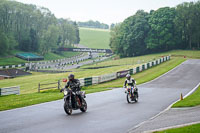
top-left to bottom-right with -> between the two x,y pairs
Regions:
0,32 -> 8,55
0,0 -> 80,55
40,25 -> 59,55
110,23 -> 115,29
146,7 -> 176,51
74,22 -> 80,44
29,28 -> 38,52
175,2 -> 200,49
110,10 -> 150,57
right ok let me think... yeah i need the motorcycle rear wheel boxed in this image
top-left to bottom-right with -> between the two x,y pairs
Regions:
64,99 -> 72,115
80,98 -> 87,112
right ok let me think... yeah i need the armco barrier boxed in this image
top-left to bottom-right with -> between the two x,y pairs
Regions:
129,69 -> 133,75
117,70 -> 129,78
84,77 -> 92,86
136,66 -> 140,73
0,63 -> 25,70
92,76 -> 99,84
98,73 -> 117,83
0,86 -> 20,96
59,56 -> 171,89
79,78 -> 85,86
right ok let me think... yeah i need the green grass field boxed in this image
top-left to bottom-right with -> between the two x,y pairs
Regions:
0,57 -> 26,66
172,86 -> 200,107
79,27 -> 110,49
154,123 -> 200,133
43,52 -> 80,60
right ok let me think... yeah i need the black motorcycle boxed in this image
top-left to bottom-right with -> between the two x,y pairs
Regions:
62,88 -> 87,115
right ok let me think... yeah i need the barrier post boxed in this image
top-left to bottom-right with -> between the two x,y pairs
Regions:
38,83 -> 40,93
58,80 -> 60,90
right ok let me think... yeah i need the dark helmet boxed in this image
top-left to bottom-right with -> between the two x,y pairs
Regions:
68,74 -> 75,81
126,74 -> 131,80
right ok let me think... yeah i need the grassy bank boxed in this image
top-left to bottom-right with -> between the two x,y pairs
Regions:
83,58 -> 185,90
172,85 -> 200,107
43,52 -> 80,60
0,57 -> 26,66
154,123 -> 200,133
79,27 -> 110,49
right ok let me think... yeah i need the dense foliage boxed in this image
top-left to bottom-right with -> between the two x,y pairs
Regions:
0,0 -> 80,56
78,20 -> 109,29
110,1 -> 200,57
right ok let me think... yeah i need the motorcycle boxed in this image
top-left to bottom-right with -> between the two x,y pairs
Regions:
125,86 -> 138,103
62,87 -> 87,115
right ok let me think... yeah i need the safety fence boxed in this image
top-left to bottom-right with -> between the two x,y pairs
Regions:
38,80 -> 61,92
0,86 -> 20,96
78,56 -> 170,87
34,53 -> 89,70
0,53 -> 86,70
0,64 -> 26,69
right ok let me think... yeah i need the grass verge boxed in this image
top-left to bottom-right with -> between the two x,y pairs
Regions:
154,123 -> 200,133
0,88 -> 109,111
0,57 -> 185,111
172,85 -> 200,107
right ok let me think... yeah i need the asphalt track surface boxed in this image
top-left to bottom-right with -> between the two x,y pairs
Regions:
0,59 -> 200,133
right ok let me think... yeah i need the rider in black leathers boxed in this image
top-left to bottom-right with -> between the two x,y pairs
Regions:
64,74 -> 82,108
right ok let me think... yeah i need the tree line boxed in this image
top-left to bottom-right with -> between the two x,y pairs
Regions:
78,20 -> 109,29
0,0 -> 80,56
110,1 -> 200,57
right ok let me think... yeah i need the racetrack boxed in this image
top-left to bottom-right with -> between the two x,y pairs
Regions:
0,59 -> 200,133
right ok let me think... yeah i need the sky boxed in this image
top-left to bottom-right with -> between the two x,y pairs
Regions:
15,0 -> 196,25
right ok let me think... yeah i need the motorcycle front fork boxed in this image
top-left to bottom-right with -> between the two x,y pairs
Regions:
130,88 -> 134,97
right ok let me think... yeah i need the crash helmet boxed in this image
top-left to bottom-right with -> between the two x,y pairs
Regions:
126,74 -> 131,80
68,74 -> 75,81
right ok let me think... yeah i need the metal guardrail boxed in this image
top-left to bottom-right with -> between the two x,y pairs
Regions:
0,86 -> 20,96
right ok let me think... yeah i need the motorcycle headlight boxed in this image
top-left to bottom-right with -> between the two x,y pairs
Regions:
64,90 -> 68,95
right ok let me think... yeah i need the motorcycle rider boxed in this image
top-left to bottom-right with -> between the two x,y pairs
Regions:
64,74 -> 82,108
124,74 -> 138,94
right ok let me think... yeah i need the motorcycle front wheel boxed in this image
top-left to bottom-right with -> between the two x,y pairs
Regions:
64,99 -> 72,115
80,98 -> 87,112
127,93 -> 132,103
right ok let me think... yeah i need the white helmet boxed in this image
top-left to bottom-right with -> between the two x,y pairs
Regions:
126,74 -> 131,78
